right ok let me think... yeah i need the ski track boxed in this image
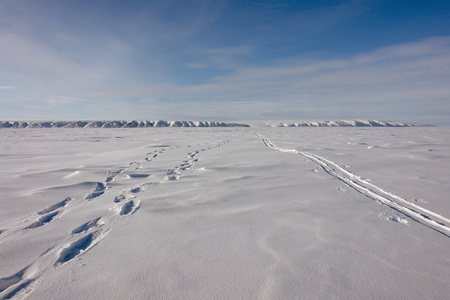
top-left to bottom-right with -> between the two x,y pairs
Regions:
0,136 -> 234,299
259,134 -> 450,238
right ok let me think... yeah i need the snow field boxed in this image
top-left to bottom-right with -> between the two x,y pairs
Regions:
0,127 -> 449,299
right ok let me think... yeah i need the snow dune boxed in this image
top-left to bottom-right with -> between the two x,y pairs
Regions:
0,126 -> 449,299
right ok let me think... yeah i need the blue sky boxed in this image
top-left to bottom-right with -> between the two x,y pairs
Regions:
1,0 -> 449,125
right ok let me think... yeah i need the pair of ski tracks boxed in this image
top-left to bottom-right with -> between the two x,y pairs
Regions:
258,134 -> 450,238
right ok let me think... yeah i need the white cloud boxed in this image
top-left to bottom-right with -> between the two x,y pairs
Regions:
109,37 -> 450,122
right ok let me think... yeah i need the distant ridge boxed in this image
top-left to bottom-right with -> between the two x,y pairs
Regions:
0,120 -> 250,128
268,120 -> 431,127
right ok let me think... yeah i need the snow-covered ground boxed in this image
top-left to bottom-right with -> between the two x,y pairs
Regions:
1,126 -> 449,299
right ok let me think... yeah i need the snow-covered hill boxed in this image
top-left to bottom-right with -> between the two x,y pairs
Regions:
0,119 -> 432,129
0,120 -> 250,128
268,120 -> 430,127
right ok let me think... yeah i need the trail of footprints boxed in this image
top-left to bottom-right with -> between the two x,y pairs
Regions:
0,137 -> 233,299
166,137 -> 232,181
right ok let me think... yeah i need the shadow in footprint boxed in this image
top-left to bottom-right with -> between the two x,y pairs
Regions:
127,174 -> 150,178
130,187 -> 142,193
55,229 -> 109,266
0,278 -> 37,300
38,198 -> 71,215
24,211 -> 59,230
85,182 -> 106,200
119,200 -> 140,216
71,217 -> 104,234
114,194 -> 127,203
0,266 -> 29,293
106,169 -> 123,183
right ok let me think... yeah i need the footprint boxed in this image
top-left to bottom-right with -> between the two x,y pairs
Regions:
106,169 -> 123,183
166,169 -> 181,181
71,217 -> 104,234
127,174 -> 150,179
0,278 -> 38,300
130,187 -> 142,193
114,190 -> 137,203
0,265 -> 39,300
0,266 -> 28,293
24,211 -> 60,230
129,162 -> 142,169
119,200 -> 140,216
145,149 -> 166,161
114,194 -> 127,203
37,198 -> 71,215
166,175 -> 179,181
54,229 -> 109,266
85,182 -> 106,200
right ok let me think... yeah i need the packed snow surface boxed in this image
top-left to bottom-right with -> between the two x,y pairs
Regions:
1,126 -> 449,299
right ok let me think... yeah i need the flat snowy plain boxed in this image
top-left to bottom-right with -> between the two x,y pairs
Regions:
1,124 -> 449,299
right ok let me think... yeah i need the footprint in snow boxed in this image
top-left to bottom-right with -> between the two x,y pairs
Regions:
71,217 -> 105,234
127,174 -> 150,179
24,211 -> 60,230
130,186 -> 143,193
0,266 -> 29,293
54,229 -> 110,266
85,182 -> 106,200
106,169 -> 123,183
37,197 -> 71,215
0,278 -> 38,300
0,265 -> 39,300
119,200 -> 140,216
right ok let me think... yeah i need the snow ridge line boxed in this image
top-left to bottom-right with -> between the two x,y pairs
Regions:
259,134 -> 450,238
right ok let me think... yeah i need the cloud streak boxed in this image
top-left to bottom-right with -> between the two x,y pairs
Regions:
0,1 -> 449,125
91,37 -> 448,124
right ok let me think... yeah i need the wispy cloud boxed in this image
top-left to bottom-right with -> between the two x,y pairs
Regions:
99,37 -> 448,123
0,0 -> 448,124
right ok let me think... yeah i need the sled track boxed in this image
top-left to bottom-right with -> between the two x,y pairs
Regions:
259,134 -> 450,238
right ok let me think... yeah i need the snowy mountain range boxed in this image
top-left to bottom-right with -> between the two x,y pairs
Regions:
0,120 -> 250,128
267,120 -> 430,127
0,119 -> 431,128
